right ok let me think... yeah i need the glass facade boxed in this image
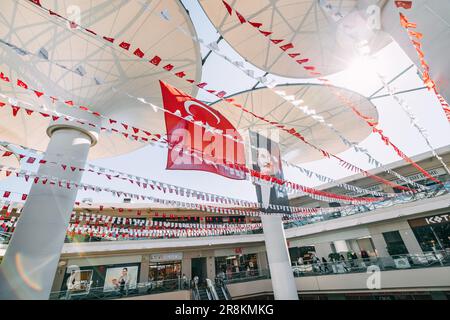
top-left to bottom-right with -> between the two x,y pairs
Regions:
409,213 -> 450,252
382,231 -> 409,255
215,253 -> 258,276
148,261 -> 182,281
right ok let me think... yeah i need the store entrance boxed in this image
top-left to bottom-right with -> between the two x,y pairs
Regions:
191,257 -> 207,285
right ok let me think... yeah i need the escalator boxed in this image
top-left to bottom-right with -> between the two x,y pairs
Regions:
192,278 -> 231,300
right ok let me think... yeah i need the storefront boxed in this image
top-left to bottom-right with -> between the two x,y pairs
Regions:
409,213 -> 450,252
61,258 -> 141,297
289,246 -> 316,264
148,253 -> 183,281
214,248 -> 258,277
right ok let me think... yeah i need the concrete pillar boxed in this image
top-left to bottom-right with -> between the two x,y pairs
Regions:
50,262 -> 67,293
181,255 -> 192,279
261,215 -> 298,300
333,240 -> 349,253
371,234 -> 389,257
139,256 -> 149,283
0,122 -> 98,300
206,255 -> 215,280
399,227 -> 423,255
314,242 -> 333,260
256,251 -> 268,272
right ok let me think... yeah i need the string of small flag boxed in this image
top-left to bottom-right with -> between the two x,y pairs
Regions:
394,1 -> 450,122
22,0 -> 420,192
0,38 -> 409,197
219,0 -> 444,187
0,97 -> 386,205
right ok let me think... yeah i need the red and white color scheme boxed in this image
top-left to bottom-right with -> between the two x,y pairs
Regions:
160,81 -> 245,180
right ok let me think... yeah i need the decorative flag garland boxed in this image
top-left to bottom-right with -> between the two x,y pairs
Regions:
21,0 -> 421,193
219,0 -> 444,187
0,98 -> 385,205
0,39 -> 407,198
395,1 -> 450,122
364,53 -> 450,175
3,142 -> 338,212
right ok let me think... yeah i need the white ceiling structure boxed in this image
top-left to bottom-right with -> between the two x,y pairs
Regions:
0,0 -> 449,203
0,0 -> 202,159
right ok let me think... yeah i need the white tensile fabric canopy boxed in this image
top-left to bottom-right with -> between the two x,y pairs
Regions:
0,0 -> 202,159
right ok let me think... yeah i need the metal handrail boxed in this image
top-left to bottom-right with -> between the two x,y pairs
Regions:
49,251 -> 449,300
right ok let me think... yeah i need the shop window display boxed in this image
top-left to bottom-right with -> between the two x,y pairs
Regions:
215,253 -> 258,278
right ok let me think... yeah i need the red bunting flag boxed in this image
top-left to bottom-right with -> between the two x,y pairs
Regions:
28,0 -> 42,6
395,1 -> 412,9
103,36 -> 114,43
133,48 -> 145,58
17,79 -> 28,89
296,58 -> 309,64
175,71 -> 186,78
0,72 -> 10,82
22,194 -> 27,201
270,39 -> 283,44
3,191 -> 11,198
11,105 -> 20,117
235,11 -> 246,24
2,151 -> 13,157
222,0 -> 233,15
119,42 -> 131,50
150,55 -> 162,66
33,90 -> 44,98
163,64 -> 174,71
248,21 -> 262,28
280,43 -> 294,51
259,30 -> 272,37
159,81 -> 245,180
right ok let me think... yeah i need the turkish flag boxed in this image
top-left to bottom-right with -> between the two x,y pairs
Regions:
159,81 -> 245,180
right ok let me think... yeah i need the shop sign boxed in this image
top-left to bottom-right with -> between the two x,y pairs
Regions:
234,247 -> 243,254
409,213 -> 450,227
150,252 -> 183,262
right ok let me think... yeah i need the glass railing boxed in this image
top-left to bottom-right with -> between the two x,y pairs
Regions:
49,277 -> 190,300
284,182 -> 450,230
2,182 -> 449,246
49,251 -> 450,300
291,250 -> 450,277
217,269 -> 271,284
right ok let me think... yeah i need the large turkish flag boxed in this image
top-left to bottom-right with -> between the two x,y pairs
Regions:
159,81 -> 246,180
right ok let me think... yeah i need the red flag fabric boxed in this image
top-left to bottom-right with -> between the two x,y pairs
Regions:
235,11 -> 246,24
119,42 -> 131,50
395,1 -> 412,9
160,81 -> 245,180
280,43 -> 294,51
29,0 -> 42,7
133,48 -> 145,58
222,0 -> 233,15
17,79 -> 28,89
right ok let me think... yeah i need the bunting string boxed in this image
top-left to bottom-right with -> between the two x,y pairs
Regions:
21,0 -> 420,192
218,0 -> 444,187
0,37 -> 425,194
395,1 -> 450,122
0,95 -> 389,205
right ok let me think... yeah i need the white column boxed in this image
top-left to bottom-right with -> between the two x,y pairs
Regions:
261,214 -> 298,300
333,240 -> 349,253
0,124 -> 97,300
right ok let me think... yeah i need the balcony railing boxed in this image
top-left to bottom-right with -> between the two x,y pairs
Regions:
49,250 -> 450,300
50,277 -> 190,300
1,183 -> 449,245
